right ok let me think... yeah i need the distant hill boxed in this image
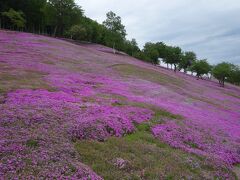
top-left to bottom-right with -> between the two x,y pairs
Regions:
0,30 -> 239,179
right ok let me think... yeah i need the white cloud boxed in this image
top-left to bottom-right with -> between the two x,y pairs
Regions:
76,0 -> 240,65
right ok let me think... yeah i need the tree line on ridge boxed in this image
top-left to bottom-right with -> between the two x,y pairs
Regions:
0,0 -> 239,87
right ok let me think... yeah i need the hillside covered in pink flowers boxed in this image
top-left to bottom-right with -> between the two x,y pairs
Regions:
0,30 -> 240,179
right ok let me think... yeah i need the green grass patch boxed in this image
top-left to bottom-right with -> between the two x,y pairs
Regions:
26,139 -> 39,148
75,136 -> 201,179
136,123 -> 151,132
75,128 -> 230,179
184,141 -> 200,149
124,124 -> 167,149
224,92 -> 240,99
189,95 -> 229,110
112,64 -> 185,87
74,112 -> 230,179
0,65 -> 56,94
98,92 -> 183,120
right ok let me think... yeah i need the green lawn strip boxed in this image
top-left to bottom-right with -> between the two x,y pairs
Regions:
75,135 -> 202,179
0,65 -> 56,96
112,64 -> 185,87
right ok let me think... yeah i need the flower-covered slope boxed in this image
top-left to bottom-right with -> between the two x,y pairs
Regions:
0,30 -> 240,178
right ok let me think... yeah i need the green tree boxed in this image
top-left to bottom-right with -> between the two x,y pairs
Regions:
0,0 -> 9,12
47,0 -> 83,36
191,59 -> 212,79
0,0 -> 47,33
179,51 -> 196,73
1,8 -> 26,30
67,24 -> 87,40
103,11 -> 126,38
228,65 -> 240,85
102,11 -> 126,51
143,42 -> 159,65
124,39 -> 140,56
20,0 -> 47,33
79,18 -> 107,44
103,30 -> 125,52
165,46 -> 182,71
212,62 -> 234,87
134,51 -> 150,62
156,42 -> 167,58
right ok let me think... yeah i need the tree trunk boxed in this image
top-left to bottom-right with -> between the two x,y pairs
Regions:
113,42 -> 116,54
53,25 -> 58,37
38,24 -> 41,34
32,25 -> 35,33
174,64 -> 177,72
219,79 -> 224,87
167,63 -> 169,69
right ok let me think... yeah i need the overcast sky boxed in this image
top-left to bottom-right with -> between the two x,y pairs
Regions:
76,0 -> 240,65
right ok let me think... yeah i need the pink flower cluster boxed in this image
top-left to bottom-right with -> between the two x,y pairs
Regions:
152,121 -> 240,166
0,89 -> 152,178
69,105 -> 153,141
0,90 -> 95,178
1,30 -> 240,178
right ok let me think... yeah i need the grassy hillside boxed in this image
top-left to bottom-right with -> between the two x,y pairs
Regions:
0,30 -> 240,179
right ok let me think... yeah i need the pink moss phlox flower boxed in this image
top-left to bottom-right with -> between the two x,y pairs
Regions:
152,121 -> 240,166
